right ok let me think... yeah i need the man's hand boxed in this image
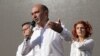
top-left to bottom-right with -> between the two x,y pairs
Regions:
47,19 -> 63,33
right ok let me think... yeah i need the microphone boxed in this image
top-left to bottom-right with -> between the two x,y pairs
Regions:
25,35 -> 30,41
31,20 -> 36,27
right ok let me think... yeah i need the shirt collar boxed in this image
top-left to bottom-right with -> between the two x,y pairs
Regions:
32,21 -> 49,31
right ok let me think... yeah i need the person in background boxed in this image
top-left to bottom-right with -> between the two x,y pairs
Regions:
16,21 -> 35,56
70,20 -> 94,56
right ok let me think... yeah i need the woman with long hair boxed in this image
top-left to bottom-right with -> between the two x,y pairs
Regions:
70,20 -> 94,56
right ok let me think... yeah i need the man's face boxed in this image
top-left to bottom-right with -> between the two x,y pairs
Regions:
31,6 -> 46,25
22,24 -> 32,38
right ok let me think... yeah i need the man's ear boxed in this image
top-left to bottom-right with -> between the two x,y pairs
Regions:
44,11 -> 48,17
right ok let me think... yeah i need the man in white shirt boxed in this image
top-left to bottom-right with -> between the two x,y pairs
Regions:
16,22 -> 36,56
22,4 -> 71,56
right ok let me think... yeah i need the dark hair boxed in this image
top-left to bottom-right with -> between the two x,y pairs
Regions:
72,20 -> 92,39
22,22 -> 31,27
41,4 -> 49,13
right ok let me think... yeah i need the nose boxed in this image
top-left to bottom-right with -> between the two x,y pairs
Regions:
31,12 -> 36,18
79,28 -> 81,31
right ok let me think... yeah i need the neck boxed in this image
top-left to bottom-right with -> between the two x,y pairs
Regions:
38,18 -> 49,28
78,36 -> 85,42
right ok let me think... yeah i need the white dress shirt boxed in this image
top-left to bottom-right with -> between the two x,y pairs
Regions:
16,39 -> 34,56
70,38 -> 94,56
21,24 -> 71,56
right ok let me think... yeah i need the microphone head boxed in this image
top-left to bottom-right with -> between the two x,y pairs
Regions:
31,20 -> 36,27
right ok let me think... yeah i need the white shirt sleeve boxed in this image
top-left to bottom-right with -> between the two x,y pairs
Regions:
21,39 -> 32,55
60,25 -> 71,41
16,39 -> 35,56
16,42 -> 24,56
78,39 -> 94,51
21,31 -> 42,55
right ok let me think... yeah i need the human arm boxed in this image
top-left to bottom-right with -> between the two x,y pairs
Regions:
21,39 -> 32,55
77,39 -> 94,51
21,34 -> 41,55
60,25 -> 72,41
47,19 -> 71,41
16,41 -> 25,56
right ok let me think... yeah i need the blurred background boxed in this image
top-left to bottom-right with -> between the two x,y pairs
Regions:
0,0 -> 100,56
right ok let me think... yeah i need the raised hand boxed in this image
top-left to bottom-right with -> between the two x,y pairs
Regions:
47,19 -> 63,33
